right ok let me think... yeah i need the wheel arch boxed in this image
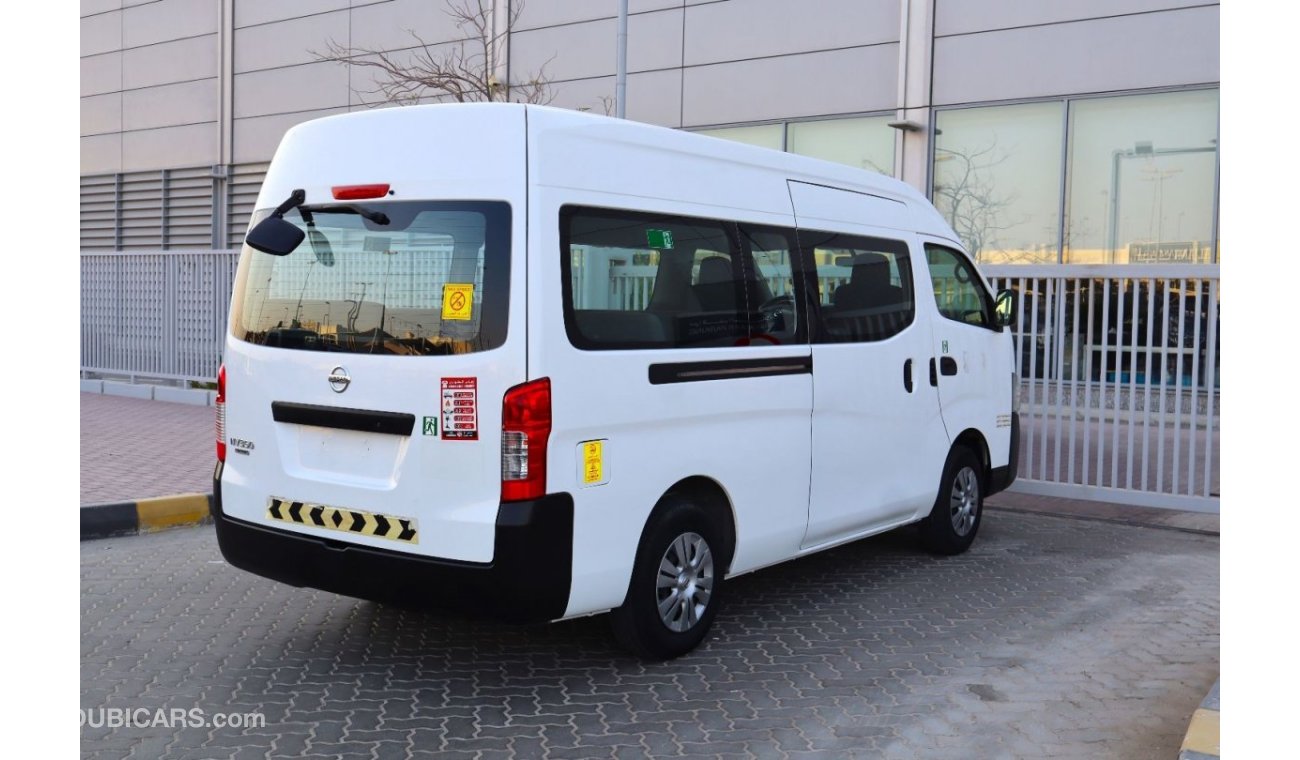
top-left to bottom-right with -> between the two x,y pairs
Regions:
648,476 -> 738,575
953,428 -> 991,484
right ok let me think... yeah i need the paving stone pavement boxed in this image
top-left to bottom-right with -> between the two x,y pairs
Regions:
80,393 -> 213,505
81,511 -> 1218,759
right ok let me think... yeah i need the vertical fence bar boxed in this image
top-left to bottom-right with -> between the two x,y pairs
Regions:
1081,278 -> 1096,486
1038,277 -> 1054,480
1109,278 -> 1124,489
1025,279 -> 1040,479
1014,276 -> 1027,479
1052,276 -> 1066,481
1172,279 -> 1187,495
1066,277 -> 1082,484
1124,279 -> 1140,491
1097,279 -> 1111,486
1186,280 -> 1204,496
1156,280 -> 1172,493
1139,280 -> 1156,491
1202,279 -> 1219,498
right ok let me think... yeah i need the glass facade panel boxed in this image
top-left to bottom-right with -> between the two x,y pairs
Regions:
933,102 -> 1063,264
694,124 -> 784,150
1065,90 -> 1219,264
786,116 -> 895,176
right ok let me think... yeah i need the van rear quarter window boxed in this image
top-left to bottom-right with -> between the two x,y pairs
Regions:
561,205 -> 802,350
230,201 -> 510,355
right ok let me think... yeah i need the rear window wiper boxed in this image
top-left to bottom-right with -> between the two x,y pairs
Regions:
300,203 -> 389,226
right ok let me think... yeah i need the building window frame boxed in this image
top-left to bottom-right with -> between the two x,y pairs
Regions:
926,84 -> 1221,265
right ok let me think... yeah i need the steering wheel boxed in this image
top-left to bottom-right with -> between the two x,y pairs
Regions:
753,294 -> 797,338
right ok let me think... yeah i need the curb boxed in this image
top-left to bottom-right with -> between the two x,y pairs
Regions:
1179,679 -> 1220,760
81,493 -> 214,541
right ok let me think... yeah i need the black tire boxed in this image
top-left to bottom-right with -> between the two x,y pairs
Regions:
920,446 -> 984,555
610,500 -> 728,660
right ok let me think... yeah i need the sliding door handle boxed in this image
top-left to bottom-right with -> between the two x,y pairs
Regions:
940,357 -> 958,376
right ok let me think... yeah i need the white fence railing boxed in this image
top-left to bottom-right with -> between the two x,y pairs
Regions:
80,251 -> 1219,511
81,250 -> 239,384
983,264 -> 1219,512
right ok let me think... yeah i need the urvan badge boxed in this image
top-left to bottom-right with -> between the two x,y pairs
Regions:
328,366 -> 351,393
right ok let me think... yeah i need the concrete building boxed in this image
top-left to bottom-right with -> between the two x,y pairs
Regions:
80,0 -> 1220,263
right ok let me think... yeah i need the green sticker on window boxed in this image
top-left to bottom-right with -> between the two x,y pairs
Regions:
646,229 -> 674,249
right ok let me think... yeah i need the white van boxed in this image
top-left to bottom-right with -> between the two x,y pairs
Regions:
213,103 -> 1019,659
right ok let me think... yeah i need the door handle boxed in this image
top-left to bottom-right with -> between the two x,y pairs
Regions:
903,359 -> 913,393
929,357 -> 938,387
940,357 -> 958,376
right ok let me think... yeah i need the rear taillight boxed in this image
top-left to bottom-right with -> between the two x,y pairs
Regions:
501,378 -> 551,502
215,363 -> 226,462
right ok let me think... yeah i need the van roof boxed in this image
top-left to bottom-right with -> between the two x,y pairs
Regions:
267,103 -> 958,245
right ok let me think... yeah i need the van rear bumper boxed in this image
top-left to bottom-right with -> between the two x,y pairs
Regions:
987,412 -> 1020,496
211,463 -> 573,623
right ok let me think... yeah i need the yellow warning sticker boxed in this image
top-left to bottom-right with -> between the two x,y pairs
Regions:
441,283 -> 474,321
266,497 -> 418,543
582,440 -> 603,485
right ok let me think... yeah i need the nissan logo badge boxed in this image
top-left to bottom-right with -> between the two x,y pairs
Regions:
328,366 -> 351,393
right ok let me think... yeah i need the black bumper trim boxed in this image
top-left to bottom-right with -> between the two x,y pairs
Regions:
212,462 -> 573,623
988,412 -> 1020,496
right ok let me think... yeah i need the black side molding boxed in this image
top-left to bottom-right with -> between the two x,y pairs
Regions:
271,401 -> 415,436
648,355 -> 812,385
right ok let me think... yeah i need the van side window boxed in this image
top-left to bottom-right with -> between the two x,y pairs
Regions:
562,206 -> 802,349
801,230 -> 915,343
925,244 -> 994,328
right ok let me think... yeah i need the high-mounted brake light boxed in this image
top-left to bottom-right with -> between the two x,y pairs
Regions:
331,184 -> 390,200
501,378 -> 552,502
215,363 -> 227,463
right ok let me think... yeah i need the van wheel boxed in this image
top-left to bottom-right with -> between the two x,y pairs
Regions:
610,501 -> 726,660
920,446 -> 984,555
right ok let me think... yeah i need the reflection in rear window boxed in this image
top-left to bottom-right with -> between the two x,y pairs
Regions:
230,201 -> 510,355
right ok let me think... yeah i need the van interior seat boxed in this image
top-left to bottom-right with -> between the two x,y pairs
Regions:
693,256 -> 738,313
832,252 -> 905,311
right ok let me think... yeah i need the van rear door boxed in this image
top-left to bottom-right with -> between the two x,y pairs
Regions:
219,198 -> 524,564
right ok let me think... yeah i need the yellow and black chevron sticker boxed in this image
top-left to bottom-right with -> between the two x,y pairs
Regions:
266,497 -> 419,544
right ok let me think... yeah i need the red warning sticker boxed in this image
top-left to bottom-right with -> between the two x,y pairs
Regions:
440,377 -> 478,440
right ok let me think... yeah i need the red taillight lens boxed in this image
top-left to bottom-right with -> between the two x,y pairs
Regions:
331,183 -> 390,200
501,378 -> 551,502
215,363 -> 226,463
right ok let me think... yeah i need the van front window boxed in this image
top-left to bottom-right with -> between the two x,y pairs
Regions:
230,201 -> 510,355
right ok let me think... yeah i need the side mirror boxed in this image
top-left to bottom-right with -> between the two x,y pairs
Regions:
994,288 -> 1016,328
245,215 -> 305,256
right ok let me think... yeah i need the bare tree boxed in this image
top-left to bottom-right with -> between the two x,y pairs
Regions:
314,0 -> 554,106
931,140 -> 1015,260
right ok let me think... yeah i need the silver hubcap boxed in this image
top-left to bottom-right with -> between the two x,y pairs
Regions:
656,532 -> 714,633
950,466 -> 980,537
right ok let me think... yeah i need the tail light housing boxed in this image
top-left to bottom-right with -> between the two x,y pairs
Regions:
501,378 -> 551,502
215,363 -> 226,462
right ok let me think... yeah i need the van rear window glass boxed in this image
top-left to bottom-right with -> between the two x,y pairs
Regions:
230,201 -> 510,355
561,206 -> 802,350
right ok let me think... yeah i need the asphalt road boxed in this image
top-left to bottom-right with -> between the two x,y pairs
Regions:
81,510 -> 1218,759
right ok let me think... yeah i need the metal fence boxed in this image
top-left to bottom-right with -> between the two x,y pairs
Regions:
984,264 -> 1219,513
80,251 -> 1219,511
81,250 -> 239,384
